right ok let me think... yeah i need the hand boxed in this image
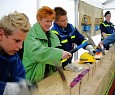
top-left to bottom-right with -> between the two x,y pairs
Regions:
62,51 -> 72,60
3,80 -> 35,95
88,48 -> 96,56
98,41 -> 104,48
3,82 -> 21,95
109,44 -> 113,48
18,79 -> 32,95
85,45 -> 95,56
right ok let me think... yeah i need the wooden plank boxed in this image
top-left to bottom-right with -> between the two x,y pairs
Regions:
33,46 -> 115,95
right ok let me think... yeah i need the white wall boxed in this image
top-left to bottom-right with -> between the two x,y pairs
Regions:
103,0 -> 115,25
103,0 -> 115,10
37,0 -> 75,25
0,0 -> 37,25
81,0 -> 103,8
0,0 -> 76,27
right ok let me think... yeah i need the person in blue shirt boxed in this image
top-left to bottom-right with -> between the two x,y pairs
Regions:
0,11 -> 31,95
98,32 -> 115,48
100,11 -> 115,50
51,7 -> 95,69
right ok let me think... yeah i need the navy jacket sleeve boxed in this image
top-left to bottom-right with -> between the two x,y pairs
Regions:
74,28 -> 85,46
100,23 -> 106,33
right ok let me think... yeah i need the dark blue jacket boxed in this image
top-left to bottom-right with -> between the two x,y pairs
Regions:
100,20 -> 115,50
100,20 -> 115,39
0,53 -> 25,95
51,23 -> 85,67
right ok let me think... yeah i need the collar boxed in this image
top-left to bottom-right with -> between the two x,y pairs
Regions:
0,53 -> 17,64
33,22 -> 48,40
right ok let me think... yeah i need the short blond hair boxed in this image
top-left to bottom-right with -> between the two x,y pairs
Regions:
0,11 -> 31,36
36,6 -> 55,20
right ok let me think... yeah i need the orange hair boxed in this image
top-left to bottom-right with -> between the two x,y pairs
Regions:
36,6 -> 55,20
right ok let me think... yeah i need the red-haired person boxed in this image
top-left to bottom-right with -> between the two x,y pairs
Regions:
22,6 -> 72,83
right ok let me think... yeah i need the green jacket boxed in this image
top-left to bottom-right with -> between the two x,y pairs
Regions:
22,22 -> 63,83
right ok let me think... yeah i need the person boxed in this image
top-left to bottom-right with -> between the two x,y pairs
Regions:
51,7 -> 95,69
22,6 -> 72,83
0,11 -> 32,95
98,32 -> 115,48
100,11 -> 115,50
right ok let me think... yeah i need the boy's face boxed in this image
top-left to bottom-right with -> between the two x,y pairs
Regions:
55,15 -> 68,28
0,29 -> 27,55
38,15 -> 53,32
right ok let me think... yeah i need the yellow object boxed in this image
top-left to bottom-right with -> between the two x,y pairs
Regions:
79,52 -> 95,64
61,59 -> 67,63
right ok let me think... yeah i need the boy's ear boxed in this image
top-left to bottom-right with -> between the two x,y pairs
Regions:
0,29 -> 5,40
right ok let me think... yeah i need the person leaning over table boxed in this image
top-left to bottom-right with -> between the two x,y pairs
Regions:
22,6 -> 72,84
100,11 -> 115,50
51,7 -> 96,69
0,11 -> 32,95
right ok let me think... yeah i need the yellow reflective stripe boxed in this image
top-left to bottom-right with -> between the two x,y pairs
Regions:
61,39 -> 68,43
82,40 -> 87,44
106,34 -> 111,36
102,22 -> 110,27
71,35 -> 75,39
102,34 -> 111,39
61,59 -> 67,63
73,25 -> 76,28
51,30 -> 59,35
93,46 -> 97,49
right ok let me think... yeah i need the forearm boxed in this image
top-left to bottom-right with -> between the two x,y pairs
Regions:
102,32 -> 115,46
102,32 -> 107,39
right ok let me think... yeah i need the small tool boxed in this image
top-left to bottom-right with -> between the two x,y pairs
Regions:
83,32 -> 105,55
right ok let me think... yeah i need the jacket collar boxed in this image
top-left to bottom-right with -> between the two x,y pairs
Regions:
0,53 -> 18,64
33,22 -> 48,40
104,20 -> 112,25
53,22 -> 73,34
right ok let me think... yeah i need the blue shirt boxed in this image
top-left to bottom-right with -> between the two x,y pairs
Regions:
0,53 -> 25,95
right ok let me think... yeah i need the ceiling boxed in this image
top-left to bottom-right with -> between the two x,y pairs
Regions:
97,0 -> 108,3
